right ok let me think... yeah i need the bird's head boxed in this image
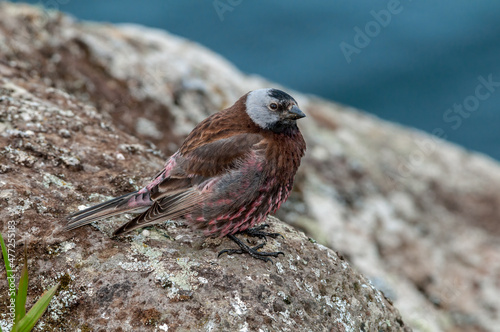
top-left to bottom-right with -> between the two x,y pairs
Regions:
245,88 -> 306,132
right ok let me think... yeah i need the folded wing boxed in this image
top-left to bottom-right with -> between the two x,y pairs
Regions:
112,132 -> 266,235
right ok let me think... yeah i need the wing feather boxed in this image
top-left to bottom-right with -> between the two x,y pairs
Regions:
113,189 -> 208,235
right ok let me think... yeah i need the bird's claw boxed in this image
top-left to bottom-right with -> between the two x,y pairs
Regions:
243,224 -> 284,241
218,234 -> 284,263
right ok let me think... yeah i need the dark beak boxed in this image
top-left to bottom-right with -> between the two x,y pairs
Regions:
286,105 -> 306,120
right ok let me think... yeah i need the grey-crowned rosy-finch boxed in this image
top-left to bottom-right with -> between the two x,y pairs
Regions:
67,88 -> 306,262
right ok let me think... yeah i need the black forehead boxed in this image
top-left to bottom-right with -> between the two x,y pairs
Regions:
268,89 -> 296,104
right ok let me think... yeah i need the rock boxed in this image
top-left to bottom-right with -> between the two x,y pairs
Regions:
0,3 -> 409,331
0,2 -> 499,331
0,75 -> 407,332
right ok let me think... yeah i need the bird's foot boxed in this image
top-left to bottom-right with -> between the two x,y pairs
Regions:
218,234 -> 284,263
243,224 -> 284,241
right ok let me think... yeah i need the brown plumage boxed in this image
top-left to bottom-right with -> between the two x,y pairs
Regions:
66,88 -> 306,262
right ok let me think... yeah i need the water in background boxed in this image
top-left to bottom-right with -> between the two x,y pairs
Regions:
13,0 -> 500,160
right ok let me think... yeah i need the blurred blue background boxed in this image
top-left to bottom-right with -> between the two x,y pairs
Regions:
13,0 -> 500,160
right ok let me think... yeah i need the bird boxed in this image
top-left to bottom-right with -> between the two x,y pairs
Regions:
66,88 -> 306,262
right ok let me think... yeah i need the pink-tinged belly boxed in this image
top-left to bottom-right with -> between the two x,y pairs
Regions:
186,183 -> 292,238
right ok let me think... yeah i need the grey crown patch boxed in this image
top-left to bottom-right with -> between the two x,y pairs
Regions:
245,89 -> 281,129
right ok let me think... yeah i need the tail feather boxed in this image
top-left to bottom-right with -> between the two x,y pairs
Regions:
66,191 -> 149,231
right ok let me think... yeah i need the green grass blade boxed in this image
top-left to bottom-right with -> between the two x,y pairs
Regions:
15,247 -> 29,324
0,232 -> 16,304
14,282 -> 60,332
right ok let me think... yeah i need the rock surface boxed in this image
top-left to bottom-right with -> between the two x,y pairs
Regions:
0,3 -> 412,331
0,47 -> 407,332
0,2 -> 499,331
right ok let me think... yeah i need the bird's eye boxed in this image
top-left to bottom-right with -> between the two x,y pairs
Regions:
269,103 -> 278,110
